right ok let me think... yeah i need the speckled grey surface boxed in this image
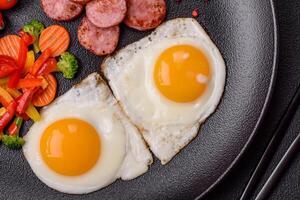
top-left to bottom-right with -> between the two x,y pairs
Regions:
0,0 -> 277,199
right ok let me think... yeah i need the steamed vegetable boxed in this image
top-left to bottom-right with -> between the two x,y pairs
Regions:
24,50 -> 35,74
32,74 -> 57,107
2,135 -> 25,149
39,25 -> 70,57
57,52 -> 79,79
23,20 -> 45,53
0,100 -> 17,143
0,19 -> 79,150
0,35 -> 20,60
29,48 -> 51,76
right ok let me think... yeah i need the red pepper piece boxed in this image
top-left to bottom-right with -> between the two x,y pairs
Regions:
192,9 -> 199,17
7,71 -> 21,89
0,55 -> 18,66
17,113 -> 30,121
0,64 -> 16,78
17,78 -> 43,89
17,37 -> 28,69
8,117 -> 23,136
19,31 -> 34,46
0,13 -> 4,31
8,122 -> 17,136
16,88 -> 37,114
37,58 -> 57,76
30,48 -> 52,76
8,35 -> 28,89
0,100 -> 17,130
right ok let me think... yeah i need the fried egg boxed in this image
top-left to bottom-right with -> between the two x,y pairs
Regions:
102,18 -> 226,164
23,73 -> 152,194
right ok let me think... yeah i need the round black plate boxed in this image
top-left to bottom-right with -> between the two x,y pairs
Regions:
0,0 -> 277,199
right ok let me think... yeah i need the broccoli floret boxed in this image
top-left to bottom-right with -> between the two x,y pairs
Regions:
2,117 -> 25,150
23,19 -> 45,53
2,135 -> 25,149
57,52 -> 79,79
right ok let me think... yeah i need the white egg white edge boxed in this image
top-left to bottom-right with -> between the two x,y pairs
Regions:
22,73 -> 153,194
101,18 -> 226,165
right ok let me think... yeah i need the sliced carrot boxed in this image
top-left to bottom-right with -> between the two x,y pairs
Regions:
39,25 -> 70,57
0,35 -> 20,60
32,74 -> 57,107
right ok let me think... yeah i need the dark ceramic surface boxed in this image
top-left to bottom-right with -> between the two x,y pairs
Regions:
0,0 -> 277,199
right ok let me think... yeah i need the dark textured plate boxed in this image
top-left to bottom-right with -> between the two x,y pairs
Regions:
0,0 -> 277,199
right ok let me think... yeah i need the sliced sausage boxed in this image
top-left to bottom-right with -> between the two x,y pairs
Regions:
86,0 -> 127,28
41,0 -> 83,21
124,0 -> 167,31
78,17 -> 120,56
70,0 -> 91,4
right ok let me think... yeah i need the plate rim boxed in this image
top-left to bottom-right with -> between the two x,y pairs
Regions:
197,0 -> 278,198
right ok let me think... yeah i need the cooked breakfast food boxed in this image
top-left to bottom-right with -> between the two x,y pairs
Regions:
124,0 -> 167,31
0,20 -> 79,149
77,17 -> 120,56
39,25 -> 71,57
86,0 -> 127,28
102,18 -> 226,164
23,73 -> 153,194
41,0 -> 83,21
39,0 -> 167,56
0,0 -> 227,195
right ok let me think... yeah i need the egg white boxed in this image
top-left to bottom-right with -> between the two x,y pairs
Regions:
102,18 -> 226,164
23,73 -> 152,194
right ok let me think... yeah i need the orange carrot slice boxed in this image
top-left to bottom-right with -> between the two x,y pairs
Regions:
39,25 -> 70,57
0,35 -> 20,60
32,74 -> 57,107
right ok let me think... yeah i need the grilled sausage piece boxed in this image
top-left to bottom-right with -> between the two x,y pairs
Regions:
86,0 -> 127,28
124,0 -> 167,31
78,17 -> 120,56
41,0 -> 83,21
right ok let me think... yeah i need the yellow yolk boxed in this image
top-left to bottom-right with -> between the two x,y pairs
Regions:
40,118 -> 101,176
154,45 -> 210,103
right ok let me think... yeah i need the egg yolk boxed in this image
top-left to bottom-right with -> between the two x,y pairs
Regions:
40,118 -> 101,176
154,45 -> 211,103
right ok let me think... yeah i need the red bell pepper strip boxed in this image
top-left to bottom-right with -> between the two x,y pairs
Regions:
37,58 -> 57,76
0,100 -> 17,131
17,36 -> 28,71
30,48 -> 52,76
17,78 -> 43,89
7,72 -> 20,89
8,36 -> 28,88
0,55 -> 17,65
19,31 -> 34,46
17,113 -> 30,121
7,116 -> 23,136
0,56 -> 18,77
16,88 -> 37,114
0,64 -> 16,78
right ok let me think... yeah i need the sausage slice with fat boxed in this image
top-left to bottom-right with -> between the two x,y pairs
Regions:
78,17 -> 120,56
86,0 -> 127,28
124,0 -> 167,31
41,0 -> 83,21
